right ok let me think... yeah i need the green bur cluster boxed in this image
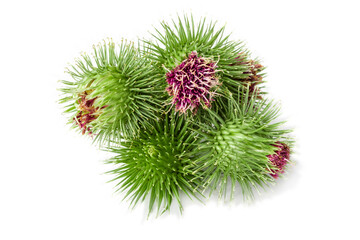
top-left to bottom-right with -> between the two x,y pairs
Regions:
106,116 -> 202,217
192,92 -> 292,200
59,41 -> 166,142
59,15 -> 293,216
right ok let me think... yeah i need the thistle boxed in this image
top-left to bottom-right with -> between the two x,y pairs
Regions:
105,115 -> 202,216
191,90 -> 292,200
59,40 -> 166,142
145,15 -> 265,114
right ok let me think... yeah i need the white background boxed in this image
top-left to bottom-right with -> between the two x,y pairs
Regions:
1,0 -> 359,239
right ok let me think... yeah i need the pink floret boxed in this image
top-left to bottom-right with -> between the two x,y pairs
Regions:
166,52 -> 219,114
267,142 -> 290,178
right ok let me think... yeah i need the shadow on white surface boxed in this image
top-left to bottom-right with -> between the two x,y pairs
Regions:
117,157 -> 302,221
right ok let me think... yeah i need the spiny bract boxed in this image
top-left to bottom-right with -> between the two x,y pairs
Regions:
191,90 -> 292,200
105,115 -> 202,216
59,40 -> 166,142
144,15 -> 265,114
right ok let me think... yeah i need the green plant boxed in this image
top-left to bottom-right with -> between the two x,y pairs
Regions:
59,15 -> 294,217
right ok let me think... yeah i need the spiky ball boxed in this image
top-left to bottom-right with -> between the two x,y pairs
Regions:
191,91 -> 292,199
59,40 -> 166,142
106,116 -> 201,216
145,15 -> 265,114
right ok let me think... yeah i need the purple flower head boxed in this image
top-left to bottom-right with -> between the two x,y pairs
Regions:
166,52 -> 219,114
234,52 -> 264,98
74,92 -> 106,135
267,142 -> 290,178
